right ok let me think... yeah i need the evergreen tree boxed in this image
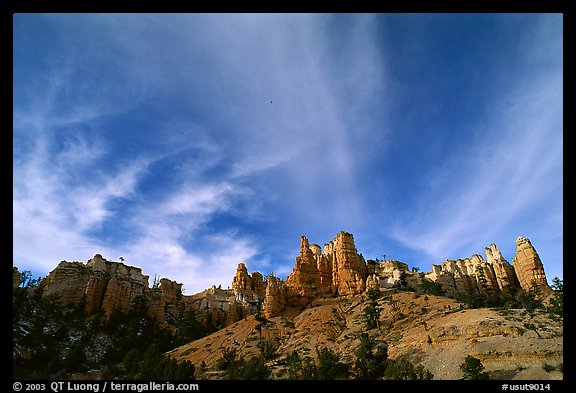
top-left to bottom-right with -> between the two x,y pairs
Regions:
241,357 -> 270,380
315,346 -> 349,380
398,270 -> 409,291
547,277 -> 563,318
384,358 -> 434,380
175,310 -> 213,345
286,351 -> 303,380
363,288 -> 381,329
460,355 -> 489,380
354,333 -> 388,379
418,278 -> 445,296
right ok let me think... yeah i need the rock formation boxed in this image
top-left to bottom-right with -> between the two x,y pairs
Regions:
426,250 -> 517,297
39,254 -> 150,317
370,260 -> 409,288
512,237 -> 552,294
285,236 -> 324,306
231,263 -> 252,292
231,262 -> 266,304
31,232 -> 554,335
365,274 -> 380,292
264,274 -> 286,318
285,231 -> 368,305
326,231 -> 367,296
424,238 -> 552,298
485,243 -> 520,291
13,267 -> 20,290
40,260 -> 96,306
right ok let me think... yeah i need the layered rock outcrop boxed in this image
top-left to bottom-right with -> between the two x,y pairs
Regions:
425,239 -> 551,298
231,262 -> 266,304
365,274 -> 380,292
40,254 -> 151,317
31,232 -> 553,334
512,237 -> 552,294
427,249 -> 515,297
326,231 -> 367,296
264,274 -> 286,318
285,231 -> 368,305
13,267 -> 20,290
285,236 -> 324,305
486,244 -> 520,291
369,260 -> 409,288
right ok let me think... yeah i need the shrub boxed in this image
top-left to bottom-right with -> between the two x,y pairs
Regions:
460,355 -> 489,380
316,346 -> 349,380
354,333 -> 388,379
383,358 -> 433,380
418,279 -> 445,296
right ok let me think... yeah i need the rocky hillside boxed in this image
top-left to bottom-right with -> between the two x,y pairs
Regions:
167,289 -> 562,380
31,232 -> 553,330
14,231 -> 562,380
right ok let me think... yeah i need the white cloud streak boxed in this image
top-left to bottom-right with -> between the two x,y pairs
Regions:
390,43 -> 562,265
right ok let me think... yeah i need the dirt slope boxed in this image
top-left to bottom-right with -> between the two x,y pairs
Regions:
168,290 -> 563,380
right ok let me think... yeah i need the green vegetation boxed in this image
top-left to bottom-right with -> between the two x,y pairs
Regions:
418,278 -> 445,296
354,333 -> 388,379
546,277 -> 563,318
284,336 -> 432,380
175,309 -> 216,346
353,333 -> 433,380
12,278 -> 212,379
362,288 -> 381,329
384,358 -> 434,380
460,355 -> 489,380
316,347 -> 350,379
398,270 -> 409,291
454,286 -> 545,311
124,345 -> 194,380
258,339 -> 280,360
215,347 -> 270,380
286,351 -> 304,379
283,346 -> 349,380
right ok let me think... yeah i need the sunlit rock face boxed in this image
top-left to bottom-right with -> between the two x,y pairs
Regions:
425,244 -> 522,297
512,236 -> 552,295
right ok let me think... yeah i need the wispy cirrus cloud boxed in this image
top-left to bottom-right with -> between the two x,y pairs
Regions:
14,14 -> 561,293
389,20 -> 563,269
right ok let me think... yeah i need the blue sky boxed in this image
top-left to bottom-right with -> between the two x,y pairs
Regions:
13,13 -> 563,294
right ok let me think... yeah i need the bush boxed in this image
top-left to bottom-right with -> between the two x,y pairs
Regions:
316,346 -> 349,380
175,310 -> 214,346
547,277 -> 563,318
257,339 -> 279,360
354,333 -> 388,379
241,357 -> 270,380
460,355 -> 489,380
285,347 -> 348,380
383,358 -> 434,380
286,351 -> 303,380
131,344 -> 195,380
418,279 -> 445,296
215,347 -> 270,380
362,299 -> 381,330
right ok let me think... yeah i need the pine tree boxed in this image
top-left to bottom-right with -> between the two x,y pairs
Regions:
354,333 -> 388,379
460,355 -> 489,380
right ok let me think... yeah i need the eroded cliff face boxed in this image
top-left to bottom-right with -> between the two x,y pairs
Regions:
33,232 -> 553,332
39,255 -> 153,317
425,239 -> 551,298
512,237 -> 552,295
285,236 -> 324,306
13,267 -> 21,290
426,245 -> 520,297
285,231 -> 368,305
327,231 -> 367,296
264,274 -> 286,318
